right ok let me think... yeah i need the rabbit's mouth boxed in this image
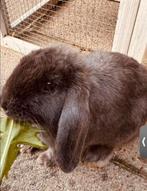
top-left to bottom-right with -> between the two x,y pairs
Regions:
0,96 -> 32,123
4,108 -> 35,125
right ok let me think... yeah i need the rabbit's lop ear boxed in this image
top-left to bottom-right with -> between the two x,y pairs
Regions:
56,87 -> 90,172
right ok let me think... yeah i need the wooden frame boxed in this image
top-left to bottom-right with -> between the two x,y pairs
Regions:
112,0 -> 141,54
128,0 -> 147,62
1,35 -> 40,55
112,0 -> 147,62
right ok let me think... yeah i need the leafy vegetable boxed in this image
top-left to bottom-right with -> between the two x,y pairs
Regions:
0,117 -> 47,182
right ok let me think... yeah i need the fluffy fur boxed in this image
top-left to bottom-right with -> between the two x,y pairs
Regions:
1,44 -> 147,173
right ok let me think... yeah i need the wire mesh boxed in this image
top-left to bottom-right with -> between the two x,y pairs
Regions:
1,0 -> 119,51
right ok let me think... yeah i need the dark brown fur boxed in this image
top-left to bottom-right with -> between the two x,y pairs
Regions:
1,44 -> 147,172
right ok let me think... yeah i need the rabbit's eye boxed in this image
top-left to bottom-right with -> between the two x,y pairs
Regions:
43,81 -> 55,92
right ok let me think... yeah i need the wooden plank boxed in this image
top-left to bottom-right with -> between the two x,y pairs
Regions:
0,8 -> 7,36
112,0 -> 141,54
1,36 -> 40,55
128,0 -> 147,62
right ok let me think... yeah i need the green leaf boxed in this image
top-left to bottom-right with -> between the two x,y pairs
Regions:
0,117 -> 47,182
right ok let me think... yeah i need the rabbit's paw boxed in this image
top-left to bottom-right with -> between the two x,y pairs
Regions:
37,147 -> 55,167
95,152 -> 113,168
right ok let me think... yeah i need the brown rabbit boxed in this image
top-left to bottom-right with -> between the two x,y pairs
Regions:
1,44 -> 147,173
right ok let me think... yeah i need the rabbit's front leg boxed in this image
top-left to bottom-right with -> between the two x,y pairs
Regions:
37,131 -> 55,166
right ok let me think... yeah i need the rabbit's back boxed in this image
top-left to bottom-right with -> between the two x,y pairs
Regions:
86,51 -> 147,101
